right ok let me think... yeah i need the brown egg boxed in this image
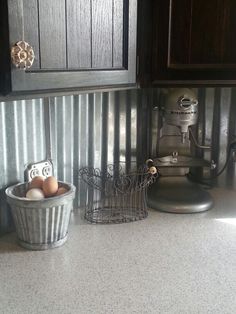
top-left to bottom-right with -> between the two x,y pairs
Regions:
29,176 -> 45,189
42,176 -> 58,197
56,187 -> 68,196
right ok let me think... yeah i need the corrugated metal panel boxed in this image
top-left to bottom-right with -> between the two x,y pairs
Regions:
0,89 -> 156,234
0,98 -> 45,234
49,89 -> 155,211
197,88 -> 236,187
2,87 -> 236,234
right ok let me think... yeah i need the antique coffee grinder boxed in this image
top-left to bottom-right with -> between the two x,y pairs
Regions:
147,88 -> 214,213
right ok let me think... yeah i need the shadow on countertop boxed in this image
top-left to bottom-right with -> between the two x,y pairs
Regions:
0,232 -> 25,254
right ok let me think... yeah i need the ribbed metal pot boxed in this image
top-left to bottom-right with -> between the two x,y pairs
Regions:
5,182 -> 76,250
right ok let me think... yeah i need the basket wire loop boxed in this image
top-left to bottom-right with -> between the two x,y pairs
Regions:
79,163 -> 157,224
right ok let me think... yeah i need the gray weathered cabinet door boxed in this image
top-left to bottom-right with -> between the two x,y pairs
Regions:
4,0 -> 137,93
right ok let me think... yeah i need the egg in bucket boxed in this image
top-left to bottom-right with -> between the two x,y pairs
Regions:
6,176 -> 76,250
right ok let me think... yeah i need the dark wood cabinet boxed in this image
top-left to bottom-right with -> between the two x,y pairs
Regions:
139,0 -> 236,85
0,0 -> 137,95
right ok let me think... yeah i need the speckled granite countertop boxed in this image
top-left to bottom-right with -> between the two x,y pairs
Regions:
1,188 -> 236,314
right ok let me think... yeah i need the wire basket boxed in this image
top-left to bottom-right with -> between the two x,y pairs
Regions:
79,163 -> 157,224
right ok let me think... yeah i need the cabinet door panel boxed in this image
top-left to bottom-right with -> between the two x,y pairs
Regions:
190,0 -> 223,64
5,0 -> 137,93
22,0 -> 40,70
190,0 -> 236,65
92,0 -> 113,68
67,0 -> 91,69
151,0 -> 236,83
168,0 -> 192,66
8,0 -> 40,70
39,0 -> 67,69
169,0 -> 236,67
113,0 -> 124,68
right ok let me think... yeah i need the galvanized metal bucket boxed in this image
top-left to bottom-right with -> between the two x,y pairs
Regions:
5,182 -> 76,250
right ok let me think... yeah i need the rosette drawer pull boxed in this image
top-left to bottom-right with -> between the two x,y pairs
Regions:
11,41 -> 35,69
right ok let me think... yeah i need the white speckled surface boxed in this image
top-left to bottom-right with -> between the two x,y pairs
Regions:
1,188 -> 236,314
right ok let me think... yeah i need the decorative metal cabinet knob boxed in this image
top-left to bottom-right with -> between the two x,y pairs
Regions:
11,41 -> 35,69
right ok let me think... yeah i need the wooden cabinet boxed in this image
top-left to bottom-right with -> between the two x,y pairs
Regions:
139,0 -> 236,85
0,0 -> 137,95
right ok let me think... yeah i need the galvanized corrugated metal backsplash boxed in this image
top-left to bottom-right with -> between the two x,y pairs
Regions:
0,98 -> 46,234
197,88 -> 236,187
48,90 -> 155,209
0,89 -> 156,234
1,87 -> 236,234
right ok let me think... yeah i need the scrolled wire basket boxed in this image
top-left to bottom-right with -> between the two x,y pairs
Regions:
79,162 -> 158,224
